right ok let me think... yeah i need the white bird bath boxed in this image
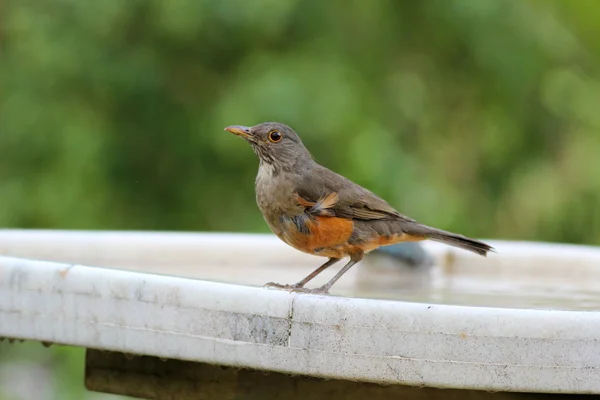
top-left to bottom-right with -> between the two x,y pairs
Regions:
1,229 -> 599,398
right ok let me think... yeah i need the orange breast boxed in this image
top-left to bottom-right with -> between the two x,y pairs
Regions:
280,216 -> 426,258
282,216 -> 354,255
308,216 -> 354,249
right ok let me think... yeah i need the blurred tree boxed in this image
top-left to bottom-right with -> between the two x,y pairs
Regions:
2,0 -> 599,243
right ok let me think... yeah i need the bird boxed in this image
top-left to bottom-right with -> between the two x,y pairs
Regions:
225,122 -> 494,294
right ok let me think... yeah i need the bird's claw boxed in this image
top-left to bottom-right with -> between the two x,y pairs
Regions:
263,282 -> 330,295
289,287 -> 330,295
263,282 -> 302,291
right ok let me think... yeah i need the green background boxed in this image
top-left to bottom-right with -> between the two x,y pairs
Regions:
1,0 -> 599,398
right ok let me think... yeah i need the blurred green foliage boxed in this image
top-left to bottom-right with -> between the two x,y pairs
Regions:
2,0 -> 600,242
1,0 -> 600,398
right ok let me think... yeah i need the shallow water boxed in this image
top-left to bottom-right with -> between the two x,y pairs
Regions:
112,244 -> 600,312
354,275 -> 600,311
149,258 -> 600,311
350,254 -> 600,311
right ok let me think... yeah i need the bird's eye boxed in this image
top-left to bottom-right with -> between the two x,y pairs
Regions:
268,130 -> 282,143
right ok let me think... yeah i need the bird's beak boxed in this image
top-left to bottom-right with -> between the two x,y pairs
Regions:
224,125 -> 253,140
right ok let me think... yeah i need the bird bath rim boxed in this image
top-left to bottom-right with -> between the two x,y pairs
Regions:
1,230 -> 600,394
0,229 -> 599,311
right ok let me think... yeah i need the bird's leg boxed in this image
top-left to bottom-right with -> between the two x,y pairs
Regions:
292,251 -> 364,295
264,257 -> 341,290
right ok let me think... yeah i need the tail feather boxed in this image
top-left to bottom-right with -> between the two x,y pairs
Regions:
405,224 -> 494,256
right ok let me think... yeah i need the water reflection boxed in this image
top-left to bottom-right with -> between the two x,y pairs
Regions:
354,251 -> 600,311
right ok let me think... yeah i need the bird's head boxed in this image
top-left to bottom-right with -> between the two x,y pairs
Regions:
225,122 -> 312,170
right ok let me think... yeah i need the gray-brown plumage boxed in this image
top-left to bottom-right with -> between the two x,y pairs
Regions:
225,122 -> 494,294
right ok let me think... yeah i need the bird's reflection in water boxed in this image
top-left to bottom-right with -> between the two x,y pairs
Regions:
355,242 -> 436,299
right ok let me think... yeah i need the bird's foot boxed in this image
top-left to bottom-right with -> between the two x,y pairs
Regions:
263,282 -> 303,291
289,286 -> 330,295
263,282 -> 330,295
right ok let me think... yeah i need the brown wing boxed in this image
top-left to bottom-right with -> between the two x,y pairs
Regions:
295,166 -> 416,223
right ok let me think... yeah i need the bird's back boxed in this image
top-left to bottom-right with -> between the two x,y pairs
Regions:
296,163 -> 407,220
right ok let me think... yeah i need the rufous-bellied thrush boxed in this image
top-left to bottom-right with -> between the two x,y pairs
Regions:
225,122 -> 494,294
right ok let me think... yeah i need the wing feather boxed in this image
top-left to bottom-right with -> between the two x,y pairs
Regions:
294,167 -> 414,222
